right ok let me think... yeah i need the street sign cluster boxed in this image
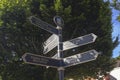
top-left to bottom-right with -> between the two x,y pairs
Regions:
22,49 -> 99,68
43,33 -> 97,54
22,16 -> 99,80
22,16 -> 99,70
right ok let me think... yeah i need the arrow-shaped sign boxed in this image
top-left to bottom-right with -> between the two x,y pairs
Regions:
63,33 -> 97,50
22,53 -> 61,68
29,16 -> 58,35
63,49 -> 99,68
43,34 -> 58,54
43,33 -> 97,54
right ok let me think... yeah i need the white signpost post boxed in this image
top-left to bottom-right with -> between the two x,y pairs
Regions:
22,16 -> 99,80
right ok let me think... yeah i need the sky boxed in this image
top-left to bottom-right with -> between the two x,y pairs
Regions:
112,8 -> 120,58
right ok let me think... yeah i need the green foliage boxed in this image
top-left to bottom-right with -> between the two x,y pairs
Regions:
110,0 -> 120,10
113,36 -> 120,49
110,0 -> 120,21
117,15 -> 120,21
0,0 -> 31,25
0,76 -> 2,80
54,0 -> 63,13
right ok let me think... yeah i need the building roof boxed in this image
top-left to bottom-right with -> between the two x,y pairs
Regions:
110,67 -> 120,80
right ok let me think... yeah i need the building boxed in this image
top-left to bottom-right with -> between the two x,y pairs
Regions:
106,60 -> 120,80
109,67 -> 120,80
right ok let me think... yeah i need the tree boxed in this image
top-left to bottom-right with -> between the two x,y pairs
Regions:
0,0 -> 115,80
0,0 -> 45,80
109,0 -> 120,60
109,0 -> 120,21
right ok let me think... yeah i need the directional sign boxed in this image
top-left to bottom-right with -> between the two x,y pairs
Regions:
43,34 -> 58,54
63,33 -> 97,51
22,53 -> 61,68
63,50 -> 99,68
29,16 -> 58,35
43,33 -> 97,54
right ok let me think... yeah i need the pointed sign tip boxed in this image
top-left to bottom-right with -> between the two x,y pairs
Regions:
91,33 -> 97,42
22,53 -> 31,62
92,50 -> 99,58
22,53 -> 27,62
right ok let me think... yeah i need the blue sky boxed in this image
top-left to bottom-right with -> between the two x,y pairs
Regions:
112,9 -> 120,58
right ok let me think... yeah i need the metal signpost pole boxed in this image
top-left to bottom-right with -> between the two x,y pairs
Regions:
57,26 -> 64,80
54,16 -> 64,80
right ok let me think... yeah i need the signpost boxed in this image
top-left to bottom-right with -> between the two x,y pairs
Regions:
63,49 -> 99,67
22,15 -> 99,80
43,34 -> 58,47
22,53 -> 61,68
63,33 -> 97,50
43,34 -> 58,54
43,33 -> 97,54
53,16 -> 64,80
29,16 -> 58,35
